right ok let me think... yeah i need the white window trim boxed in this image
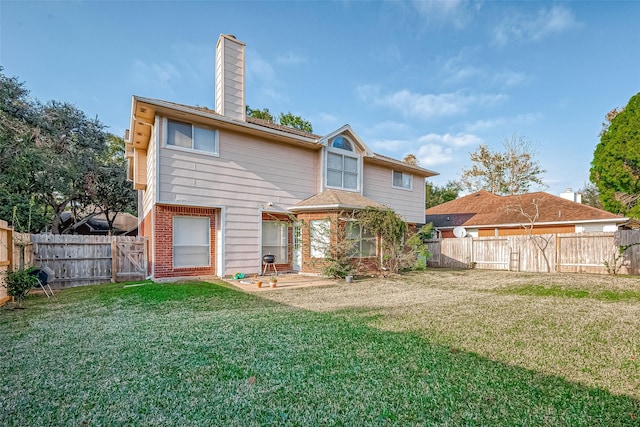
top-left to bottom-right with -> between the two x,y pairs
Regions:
310,219 -> 330,258
330,135 -> 355,152
261,220 -> 289,263
163,117 -> 220,157
173,216 -> 211,268
392,170 -> 413,191
346,221 -> 377,258
326,146 -> 361,191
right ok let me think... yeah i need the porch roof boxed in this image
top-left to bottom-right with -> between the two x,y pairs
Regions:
288,189 -> 386,212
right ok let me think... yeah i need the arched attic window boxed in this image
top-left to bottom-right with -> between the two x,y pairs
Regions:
331,135 -> 353,151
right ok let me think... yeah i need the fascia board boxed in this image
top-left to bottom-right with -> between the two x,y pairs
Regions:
134,96 -> 320,147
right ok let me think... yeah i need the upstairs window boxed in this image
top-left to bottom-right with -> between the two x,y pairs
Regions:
327,135 -> 359,190
331,136 -> 353,151
392,171 -> 412,190
327,152 -> 358,190
166,119 -> 219,155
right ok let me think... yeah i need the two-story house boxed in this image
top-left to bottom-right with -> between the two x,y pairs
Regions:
126,34 -> 438,279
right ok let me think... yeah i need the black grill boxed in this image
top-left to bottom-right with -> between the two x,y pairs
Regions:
262,254 -> 276,264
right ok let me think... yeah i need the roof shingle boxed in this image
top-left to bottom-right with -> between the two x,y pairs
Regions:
290,189 -> 386,211
425,191 -> 625,228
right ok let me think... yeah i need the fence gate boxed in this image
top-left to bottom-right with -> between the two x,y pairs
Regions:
30,234 -> 147,288
112,238 -> 147,282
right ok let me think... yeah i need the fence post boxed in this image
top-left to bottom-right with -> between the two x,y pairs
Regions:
111,238 -> 117,283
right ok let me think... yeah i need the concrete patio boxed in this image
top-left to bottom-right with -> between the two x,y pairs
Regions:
222,273 -> 339,292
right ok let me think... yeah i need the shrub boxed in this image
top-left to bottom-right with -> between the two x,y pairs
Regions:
3,267 -> 39,307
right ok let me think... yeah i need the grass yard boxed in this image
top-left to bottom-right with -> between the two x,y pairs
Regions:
1,270 -> 639,426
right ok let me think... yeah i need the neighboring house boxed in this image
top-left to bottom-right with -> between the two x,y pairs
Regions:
125,34 -> 438,279
425,190 -> 627,238
60,212 -> 139,236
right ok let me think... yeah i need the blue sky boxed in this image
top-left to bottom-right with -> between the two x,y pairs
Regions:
2,1 -> 639,197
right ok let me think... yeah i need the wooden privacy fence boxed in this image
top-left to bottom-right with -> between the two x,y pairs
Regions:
0,220 -> 13,301
28,234 -> 147,288
426,230 -> 640,275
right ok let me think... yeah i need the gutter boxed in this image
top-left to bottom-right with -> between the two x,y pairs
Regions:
133,96 -> 321,147
432,217 -> 630,230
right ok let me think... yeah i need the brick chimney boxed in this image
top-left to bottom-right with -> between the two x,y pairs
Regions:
215,34 -> 246,121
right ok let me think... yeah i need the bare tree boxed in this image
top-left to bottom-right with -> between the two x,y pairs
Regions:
506,197 -> 553,272
460,135 -> 546,195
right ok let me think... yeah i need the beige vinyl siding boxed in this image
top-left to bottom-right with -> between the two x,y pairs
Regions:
215,36 -> 245,120
158,127 -> 318,275
141,121 -> 157,218
363,163 -> 426,224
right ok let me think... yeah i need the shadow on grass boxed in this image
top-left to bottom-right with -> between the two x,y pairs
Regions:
1,281 -> 638,426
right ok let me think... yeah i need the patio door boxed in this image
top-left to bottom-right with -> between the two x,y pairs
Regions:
292,224 -> 302,271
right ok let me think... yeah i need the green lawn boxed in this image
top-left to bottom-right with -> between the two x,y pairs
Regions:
1,271 -> 639,426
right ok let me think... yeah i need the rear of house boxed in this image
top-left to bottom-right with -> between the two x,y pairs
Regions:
126,34 -> 438,280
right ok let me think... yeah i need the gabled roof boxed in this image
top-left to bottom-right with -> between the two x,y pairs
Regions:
320,124 -> 438,177
425,190 -> 627,229
289,189 -> 386,212
127,96 -> 438,178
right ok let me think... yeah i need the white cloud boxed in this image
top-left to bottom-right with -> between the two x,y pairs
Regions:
374,44 -> 402,63
494,70 -> 528,87
493,5 -> 580,45
311,112 -> 340,131
418,132 -> 483,147
246,50 -> 277,83
130,59 -> 181,90
465,112 -> 542,132
465,118 -> 505,132
368,120 -> 411,136
276,51 -> 308,65
410,0 -> 475,30
369,139 -> 409,152
417,144 -> 454,166
357,85 -> 506,119
443,65 -> 482,84
171,42 -> 215,81
514,112 -> 542,125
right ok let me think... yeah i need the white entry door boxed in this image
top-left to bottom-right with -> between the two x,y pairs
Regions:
292,225 -> 302,271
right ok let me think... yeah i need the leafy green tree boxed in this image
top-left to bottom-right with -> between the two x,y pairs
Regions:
590,92 -> 640,218
578,182 -> 603,210
0,68 -> 50,231
246,105 -> 275,122
246,105 -> 313,133
0,68 -> 134,233
92,135 -> 137,234
459,135 -> 546,195
35,101 -> 108,233
278,112 -> 313,133
425,181 -> 461,209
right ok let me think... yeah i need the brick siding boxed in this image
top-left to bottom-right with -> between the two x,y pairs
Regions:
153,205 -> 217,279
